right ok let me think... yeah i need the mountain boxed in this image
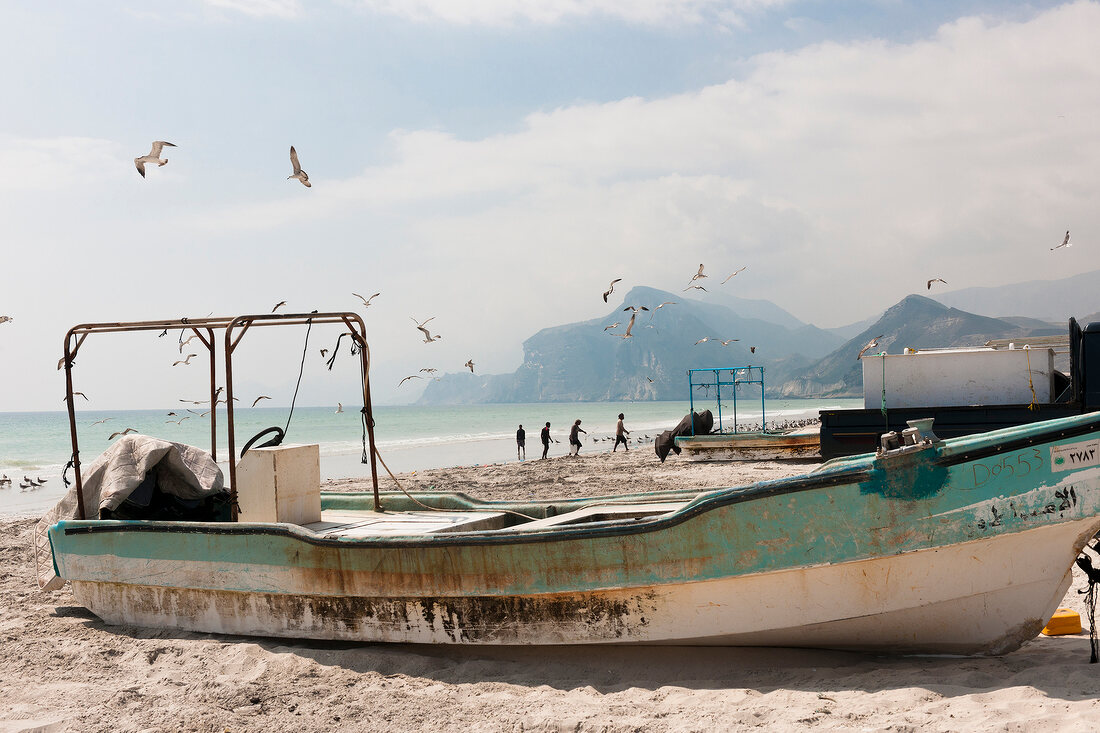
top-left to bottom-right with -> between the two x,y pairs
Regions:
931,269 -> 1100,322
418,286 -> 843,404
704,292 -> 808,330
775,295 -> 1064,398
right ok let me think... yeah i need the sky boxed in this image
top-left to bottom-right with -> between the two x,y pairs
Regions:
0,0 -> 1096,411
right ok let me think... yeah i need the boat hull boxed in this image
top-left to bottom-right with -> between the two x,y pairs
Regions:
65,516 -> 1093,653
47,412 -> 1100,653
675,431 -> 820,461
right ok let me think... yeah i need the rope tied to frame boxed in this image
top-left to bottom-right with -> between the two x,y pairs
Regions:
1025,345 -> 1039,411
1076,542 -> 1100,663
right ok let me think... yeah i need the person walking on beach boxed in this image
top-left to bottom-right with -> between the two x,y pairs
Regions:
540,422 -> 556,459
516,424 -> 526,461
568,419 -> 587,456
614,413 -> 630,451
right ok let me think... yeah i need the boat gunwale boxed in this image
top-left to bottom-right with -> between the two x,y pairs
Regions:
56,462 -> 874,548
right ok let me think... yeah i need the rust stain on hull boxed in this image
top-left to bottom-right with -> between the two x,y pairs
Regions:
74,581 -> 659,644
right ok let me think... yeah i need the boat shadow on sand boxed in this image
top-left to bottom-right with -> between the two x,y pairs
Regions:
58,609 -> 1100,701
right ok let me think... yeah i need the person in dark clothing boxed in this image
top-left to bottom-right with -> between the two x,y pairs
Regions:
568,419 -> 587,456
614,412 -> 630,451
540,422 -> 555,459
516,424 -> 526,461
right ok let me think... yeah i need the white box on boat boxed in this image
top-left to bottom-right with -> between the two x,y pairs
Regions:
235,444 -> 321,524
861,347 -> 1054,409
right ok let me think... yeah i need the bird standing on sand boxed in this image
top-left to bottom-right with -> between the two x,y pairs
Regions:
353,292 -> 380,308
251,395 -> 271,407
857,335 -> 885,361
721,267 -> 747,284
412,317 -> 440,343
108,428 -> 138,440
602,278 -> 622,303
172,354 -> 197,366
1051,230 -> 1072,251
134,141 -> 176,178
288,146 -> 311,187
926,278 -> 947,290
465,360 -> 475,373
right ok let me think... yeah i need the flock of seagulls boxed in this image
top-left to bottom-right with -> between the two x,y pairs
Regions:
601,265 -> 756,359
0,474 -> 48,492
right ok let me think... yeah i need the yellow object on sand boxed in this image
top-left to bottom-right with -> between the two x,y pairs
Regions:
1041,608 -> 1082,636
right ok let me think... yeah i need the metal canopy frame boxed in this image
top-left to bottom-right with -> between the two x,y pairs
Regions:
687,366 -> 766,436
61,312 -> 380,520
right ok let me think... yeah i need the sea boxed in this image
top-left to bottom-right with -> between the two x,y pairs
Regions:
0,398 -> 861,517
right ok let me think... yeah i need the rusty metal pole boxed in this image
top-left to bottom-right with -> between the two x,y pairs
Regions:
206,328 -> 217,461
224,321 -> 239,521
62,330 -> 85,520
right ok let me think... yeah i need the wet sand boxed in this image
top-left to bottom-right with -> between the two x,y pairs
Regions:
3,448 -> 1099,732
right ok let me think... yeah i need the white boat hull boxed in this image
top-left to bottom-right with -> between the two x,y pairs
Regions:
69,516 -> 1097,654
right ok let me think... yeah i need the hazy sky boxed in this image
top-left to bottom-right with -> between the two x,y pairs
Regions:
0,0 -> 1096,411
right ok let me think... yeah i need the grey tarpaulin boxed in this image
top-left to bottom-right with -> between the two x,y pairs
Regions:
34,434 -> 224,591
654,410 -> 714,463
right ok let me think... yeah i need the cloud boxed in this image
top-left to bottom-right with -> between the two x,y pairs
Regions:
348,0 -> 792,26
0,136 -> 126,192
203,0 -> 300,18
210,2 -> 1100,333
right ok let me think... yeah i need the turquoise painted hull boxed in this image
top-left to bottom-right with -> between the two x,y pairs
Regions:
46,412 -> 1100,652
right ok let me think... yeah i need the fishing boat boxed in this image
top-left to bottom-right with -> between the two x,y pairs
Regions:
35,314 -> 1100,654
673,366 -> 821,460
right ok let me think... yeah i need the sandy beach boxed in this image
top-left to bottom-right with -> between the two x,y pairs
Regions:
3,448 -> 1100,732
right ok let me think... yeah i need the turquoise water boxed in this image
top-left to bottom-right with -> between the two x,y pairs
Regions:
0,398 -> 860,516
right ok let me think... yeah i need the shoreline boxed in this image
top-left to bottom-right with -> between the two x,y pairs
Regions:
4,451 -> 1099,731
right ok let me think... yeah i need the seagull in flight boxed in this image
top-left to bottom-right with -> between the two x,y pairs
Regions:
721,267 -> 747,284
602,278 -> 622,303
172,354 -> 197,366
691,264 -> 707,282
287,146 -> 310,187
0,316 -> 11,325
856,334 -> 885,361
694,337 -> 712,345
166,416 -> 191,424
749,346 -> 756,354
272,301 -> 287,312
399,375 -> 424,386
335,402 -> 344,414
412,317 -> 440,343
682,284 -> 708,292
719,339 -> 739,346
179,334 -> 199,352
353,292 -> 380,308
134,141 -> 176,178
251,395 -> 271,407
465,360 -> 475,373
603,322 -> 620,331
108,428 -> 138,440
621,310 -> 647,339
1051,230 -> 1072,251
419,367 -> 438,374
89,417 -> 112,426
654,301 -> 676,309
926,278 -> 947,290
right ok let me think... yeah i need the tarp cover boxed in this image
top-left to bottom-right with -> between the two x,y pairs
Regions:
654,410 -> 715,463
34,434 -> 224,590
